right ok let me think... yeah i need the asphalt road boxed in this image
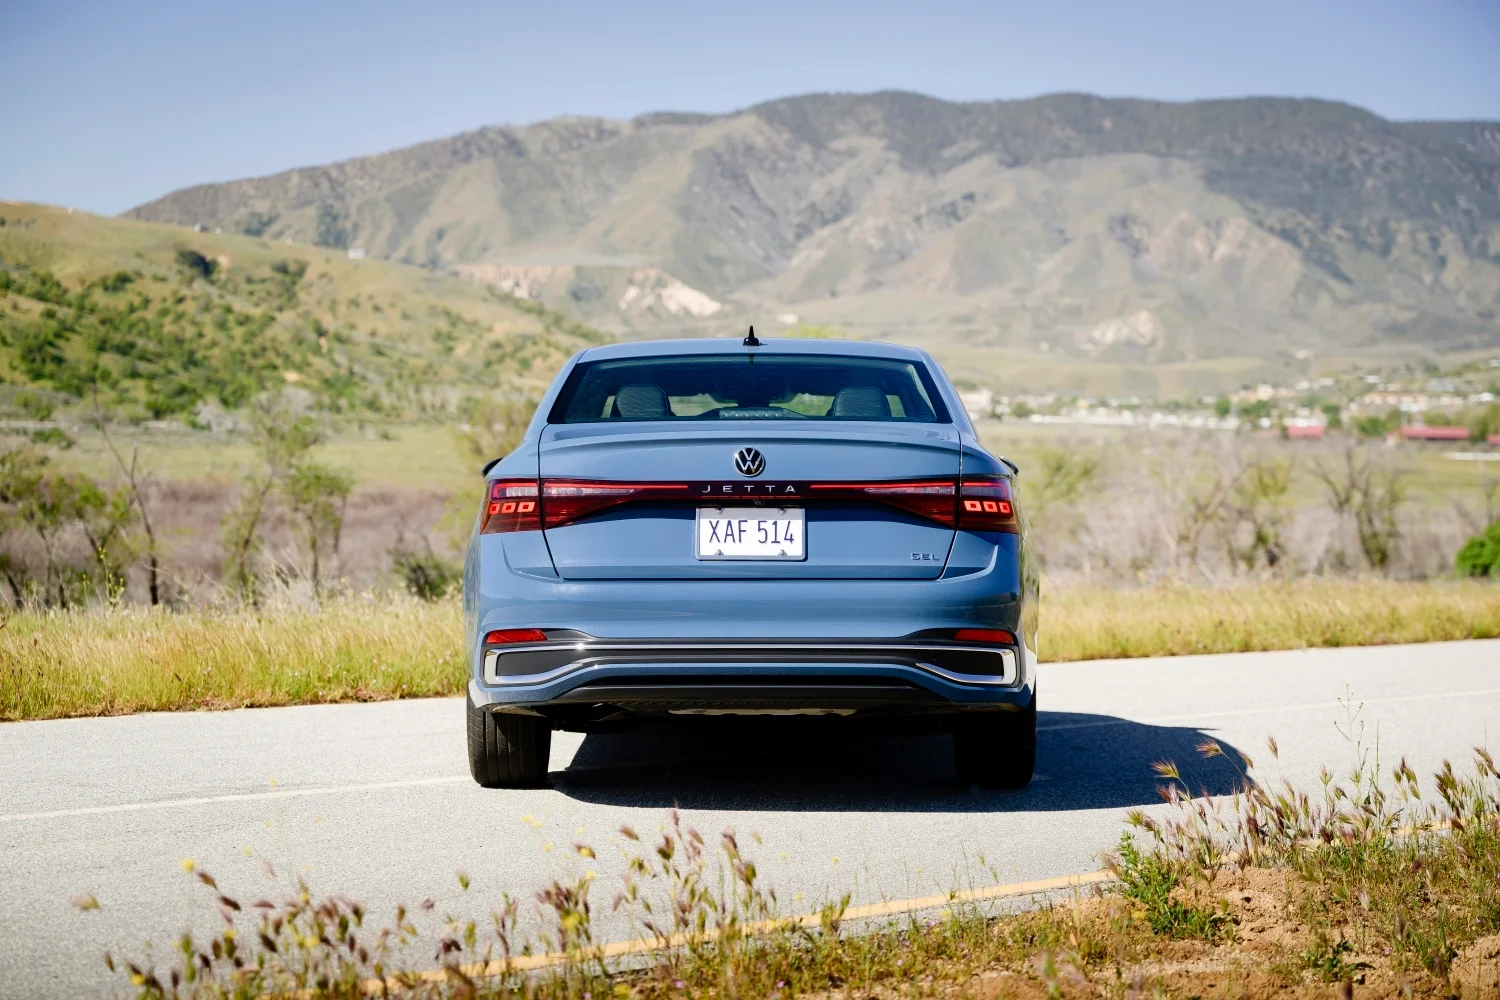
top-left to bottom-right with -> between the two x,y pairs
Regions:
3,639 -> 1498,997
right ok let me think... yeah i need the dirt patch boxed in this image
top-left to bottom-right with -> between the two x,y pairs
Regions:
950,869 -> 1486,1000
1454,935 -> 1500,1000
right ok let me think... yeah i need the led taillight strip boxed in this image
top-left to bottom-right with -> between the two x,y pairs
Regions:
807,480 -> 959,527
480,476 -> 1019,533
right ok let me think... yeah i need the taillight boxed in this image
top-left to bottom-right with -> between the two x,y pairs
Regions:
478,475 -> 1019,532
811,481 -> 958,526
481,479 -> 689,532
481,480 -> 541,533
542,480 -> 686,529
957,476 -> 1019,533
483,628 -> 547,645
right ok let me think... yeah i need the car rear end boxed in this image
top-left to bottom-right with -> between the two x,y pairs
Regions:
463,338 -> 1038,789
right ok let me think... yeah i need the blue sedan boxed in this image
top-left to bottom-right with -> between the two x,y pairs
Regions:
463,333 -> 1039,789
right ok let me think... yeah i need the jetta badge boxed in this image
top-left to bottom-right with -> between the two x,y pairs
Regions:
732,447 -> 765,477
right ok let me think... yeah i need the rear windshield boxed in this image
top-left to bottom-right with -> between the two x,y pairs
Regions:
550,353 -> 951,423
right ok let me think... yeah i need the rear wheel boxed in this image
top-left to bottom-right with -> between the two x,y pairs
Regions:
952,694 -> 1036,790
467,696 -> 552,788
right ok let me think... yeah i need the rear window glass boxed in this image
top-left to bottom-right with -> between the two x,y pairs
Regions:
549,354 -> 951,423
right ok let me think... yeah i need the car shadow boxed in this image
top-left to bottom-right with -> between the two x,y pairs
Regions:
548,711 -> 1248,812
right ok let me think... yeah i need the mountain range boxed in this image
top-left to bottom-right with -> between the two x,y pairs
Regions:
126,91 -> 1500,396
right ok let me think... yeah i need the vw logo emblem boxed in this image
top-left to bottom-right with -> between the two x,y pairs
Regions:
733,447 -> 765,477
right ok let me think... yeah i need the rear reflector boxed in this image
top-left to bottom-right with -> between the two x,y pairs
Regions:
953,628 -> 1017,645
483,628 -> 547,645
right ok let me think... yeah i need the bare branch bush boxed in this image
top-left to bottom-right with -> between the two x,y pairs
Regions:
1026,430 -> 1463,587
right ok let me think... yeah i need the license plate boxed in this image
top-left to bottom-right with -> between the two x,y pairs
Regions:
695,507 -> 805,560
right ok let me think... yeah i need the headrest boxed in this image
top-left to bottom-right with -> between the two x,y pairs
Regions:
830,385 -> 891,418
613,384 -> 670,419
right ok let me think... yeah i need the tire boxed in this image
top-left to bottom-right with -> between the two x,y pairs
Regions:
952,694 -> 1036,790
467,696 -> 552,788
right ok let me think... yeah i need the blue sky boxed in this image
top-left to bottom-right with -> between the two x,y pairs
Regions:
3,0 -> 1498,215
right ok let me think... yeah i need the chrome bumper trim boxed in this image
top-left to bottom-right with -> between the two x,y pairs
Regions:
481,643 -> 1018,688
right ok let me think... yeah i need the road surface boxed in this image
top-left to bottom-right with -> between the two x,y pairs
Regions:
3,640 -> 1497,997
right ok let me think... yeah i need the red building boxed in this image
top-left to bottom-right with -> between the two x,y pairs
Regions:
1400,426 -> 1471,442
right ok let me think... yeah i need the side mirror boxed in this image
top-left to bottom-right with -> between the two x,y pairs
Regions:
481,457 -> 503,477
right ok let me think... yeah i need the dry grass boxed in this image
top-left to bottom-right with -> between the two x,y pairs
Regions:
94,738 -> 1500,999
1043,578 -> 1500,661
0,595 -> 462,721
4,579 -> 1498,722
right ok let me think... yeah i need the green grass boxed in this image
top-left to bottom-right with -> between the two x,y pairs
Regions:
5,579 -> 1498,722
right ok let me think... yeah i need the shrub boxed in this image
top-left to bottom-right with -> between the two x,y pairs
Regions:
392,546 -> 460,601
174,249 -> 216,279
1456,522 -> 1500,577
1111,833 -> 1230,941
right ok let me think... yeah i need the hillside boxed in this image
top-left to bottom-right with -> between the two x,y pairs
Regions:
0,203 -> 604,421
125,92 -> 1500,394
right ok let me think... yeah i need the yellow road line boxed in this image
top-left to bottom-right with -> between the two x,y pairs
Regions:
368,868 -> 1113,992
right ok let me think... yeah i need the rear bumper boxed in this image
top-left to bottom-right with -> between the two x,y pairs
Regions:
468,637 -> 1033,726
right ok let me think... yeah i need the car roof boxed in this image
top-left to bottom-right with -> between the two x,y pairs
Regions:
577,337 -> 932,363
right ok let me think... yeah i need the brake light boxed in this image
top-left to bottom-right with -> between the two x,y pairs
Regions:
483,628 -> 547,645
481,480 -> 541,533
953,628 -> 1016,644
542,480 -> 686,529
957,476 -> 1019,533
808,480 -> 957,526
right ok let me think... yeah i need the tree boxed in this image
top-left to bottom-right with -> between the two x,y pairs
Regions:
1224,457 -> 1292,571
221,395 -> 322,602
283,461 -> 352,597
0,447 -> 133,606
1354,465 -> 1407,572
1469,402 -> 1500,443
1154,439 -> 1244,578
1310,442 -> 1408,574
89,392 -> 165,604
219,393 -> 355,602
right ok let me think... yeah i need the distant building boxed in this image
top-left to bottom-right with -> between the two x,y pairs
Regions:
1354,391 -> 1467,414
957,388 -> 994,420
1489,433 -> 1500,447
1400,426 -> 1470,442
1285,423 -> 1326,440
347,247 -> 367,260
